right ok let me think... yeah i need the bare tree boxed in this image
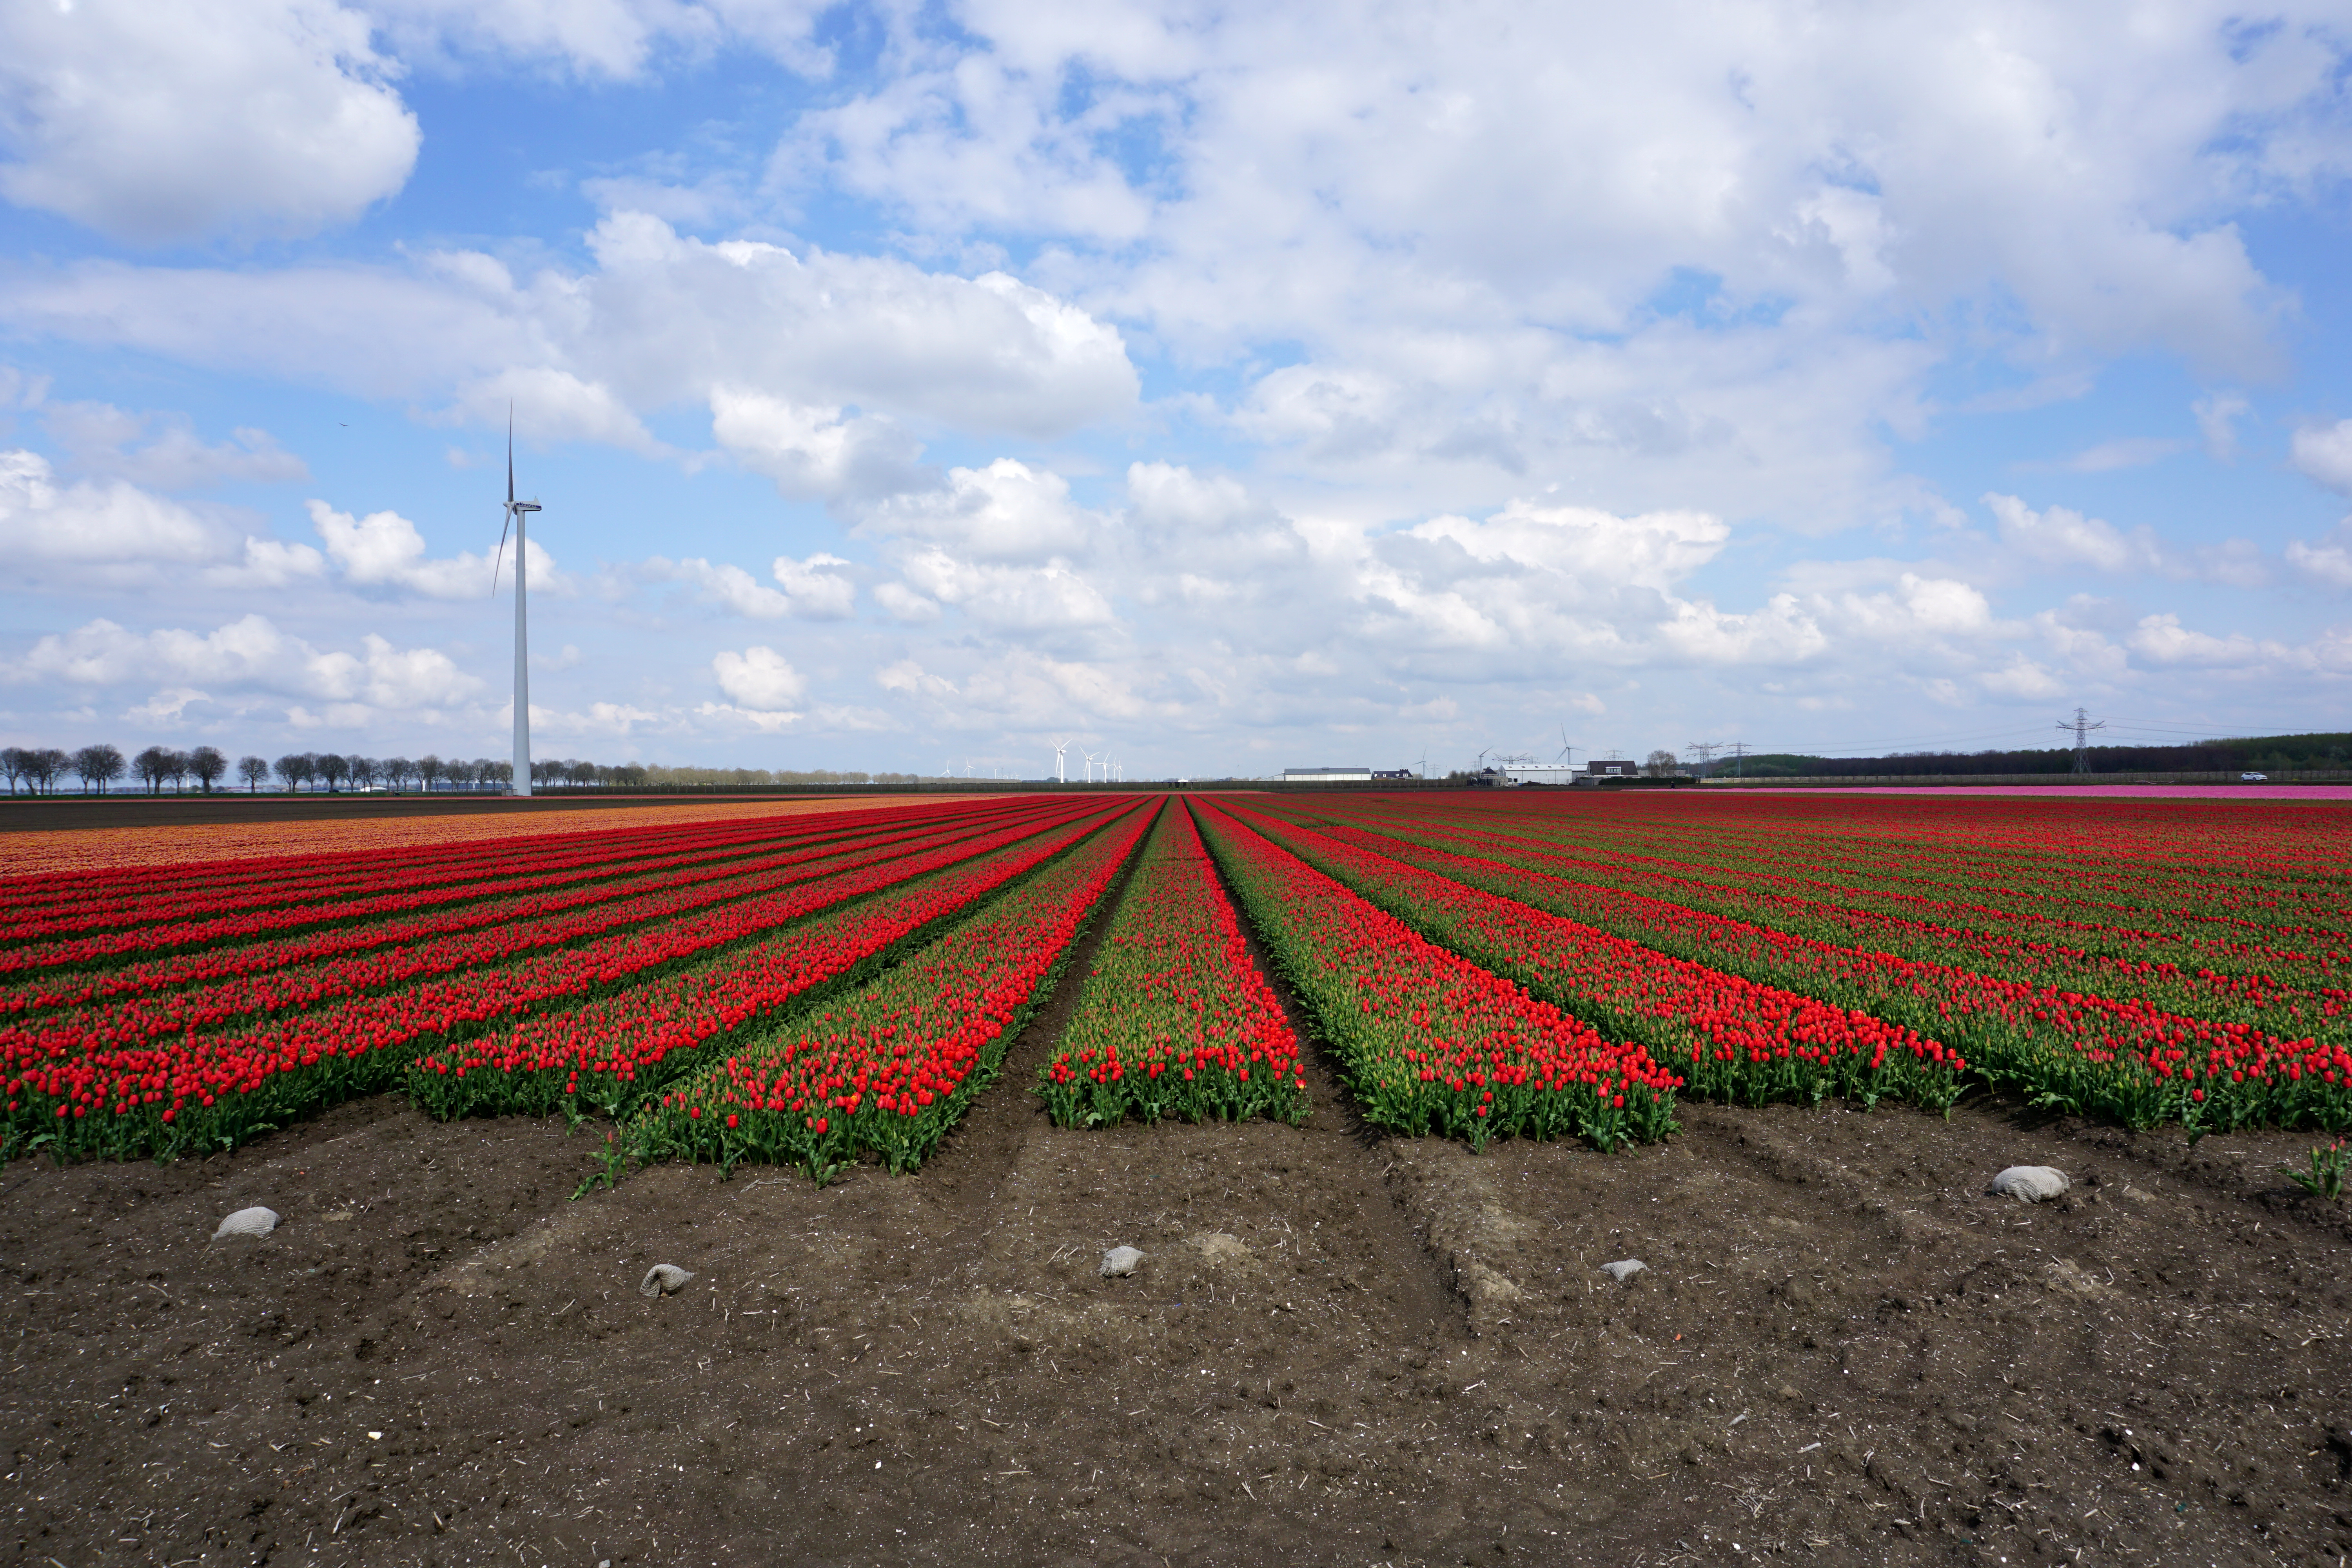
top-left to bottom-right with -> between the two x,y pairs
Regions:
1642,748 -> 1680,778
71,744 -> 126,794
482,758 -> 513,790
163,749 -> 192,793
0,747 -> 27,795
381,757 -> 414,792
236,755 -> 271,792
274,753 -> 315,792
416,754 -> 444,791
29,749 -> 67,793
443,757 -> 474,790
316,753 -> 351,793
347,756 -> 381,792
134,745 -> 174,794
189,746 -> 227,793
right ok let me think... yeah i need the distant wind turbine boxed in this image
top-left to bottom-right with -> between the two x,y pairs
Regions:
488,404 -> 543,798
1051,737 -> 1068,784
1081,749 -> 1098,784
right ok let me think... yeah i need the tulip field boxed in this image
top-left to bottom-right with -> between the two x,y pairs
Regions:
3,788 -> 2348,1174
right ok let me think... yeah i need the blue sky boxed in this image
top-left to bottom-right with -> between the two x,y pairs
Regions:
3,0 -> 2349,779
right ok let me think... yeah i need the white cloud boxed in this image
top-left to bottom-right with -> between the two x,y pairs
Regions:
711,644 -> 805,710
307,497 -> 564,599
2292,419 -> 2352,497
442,368 -> 661,453
1978,655 -> 2066,701
0,448 -> 221,567
876,659 -> 956,698
874,583 -> 940,622
44,402 -> 309,488
0,445 -> 343,594
2193,391 -> 2248,462
203,535 -> 330,590
894,548 -> 1115,632
862,459 -> 1098,562
1405,499 -> 1726,596
692,700 -> 802,734
639,552 -> 855,619
4,613 -> 481,710
1988,493 -> 2166,575
802,1 -> 2339,379
3,216 -> 1140,447
709,387 -> 923,501
1985,493 -> 2266,586
0,0 -> 418,243
644,557 -> 791,619
2286,523 -> 2352,590
2126,613 -> 2275,669
368,0 -> 834,79
772,553 -> 855,619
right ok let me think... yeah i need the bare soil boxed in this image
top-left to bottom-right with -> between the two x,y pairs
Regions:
6,912 -> 2351,1565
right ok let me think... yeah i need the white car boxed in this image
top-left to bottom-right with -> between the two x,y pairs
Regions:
2241,771 -> 2267,782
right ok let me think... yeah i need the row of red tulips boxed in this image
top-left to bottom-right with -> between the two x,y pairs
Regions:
0,799 -> 1000,963
1230,803 -> 1968,1114
1347,801 -> 2332,956
405,806 -> 1129,1126
1192,799 -> 1680,1152
1276,804 -> 2352,1134
1,805 -> 1035,1019
1392,795 -> 2351,942
626,801 -> 1153,1182
0,797 -> 953,934
0,803 -> 1075,1050
1382,799 -> 2352,959
0,801 -> 1112,1160
9,799 -> 1021,982
1303,806 -> 2349,1043
1037,802 -> 1307,1129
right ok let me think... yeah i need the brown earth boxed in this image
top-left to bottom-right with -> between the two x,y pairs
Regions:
6,913 -> 2351,1565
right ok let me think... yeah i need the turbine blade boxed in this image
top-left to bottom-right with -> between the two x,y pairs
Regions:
490,510 -> 512,597
506,401 -> 516,508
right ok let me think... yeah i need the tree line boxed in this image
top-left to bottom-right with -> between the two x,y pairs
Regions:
1,746 -> 930,795
0,744 -> 524,795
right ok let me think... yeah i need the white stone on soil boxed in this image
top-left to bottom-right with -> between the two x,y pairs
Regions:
1987,1166 -> 2070,1203
1100,1246 -> 1144,1278
1601,1258 -> 1647,1283
639,1263 -> 696,1297
212,1207 -> 278,1240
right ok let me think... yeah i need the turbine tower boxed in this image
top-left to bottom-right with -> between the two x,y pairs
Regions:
1082,748 -> 1098,783
490,406 -> 543,798
1051,737 -> 1069,784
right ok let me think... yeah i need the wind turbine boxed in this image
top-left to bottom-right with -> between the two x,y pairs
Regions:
1051,737 -> 1068,784
1555,724 -> 1578,772
489,405 -> 543,798
1082,748 -> 1098,783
